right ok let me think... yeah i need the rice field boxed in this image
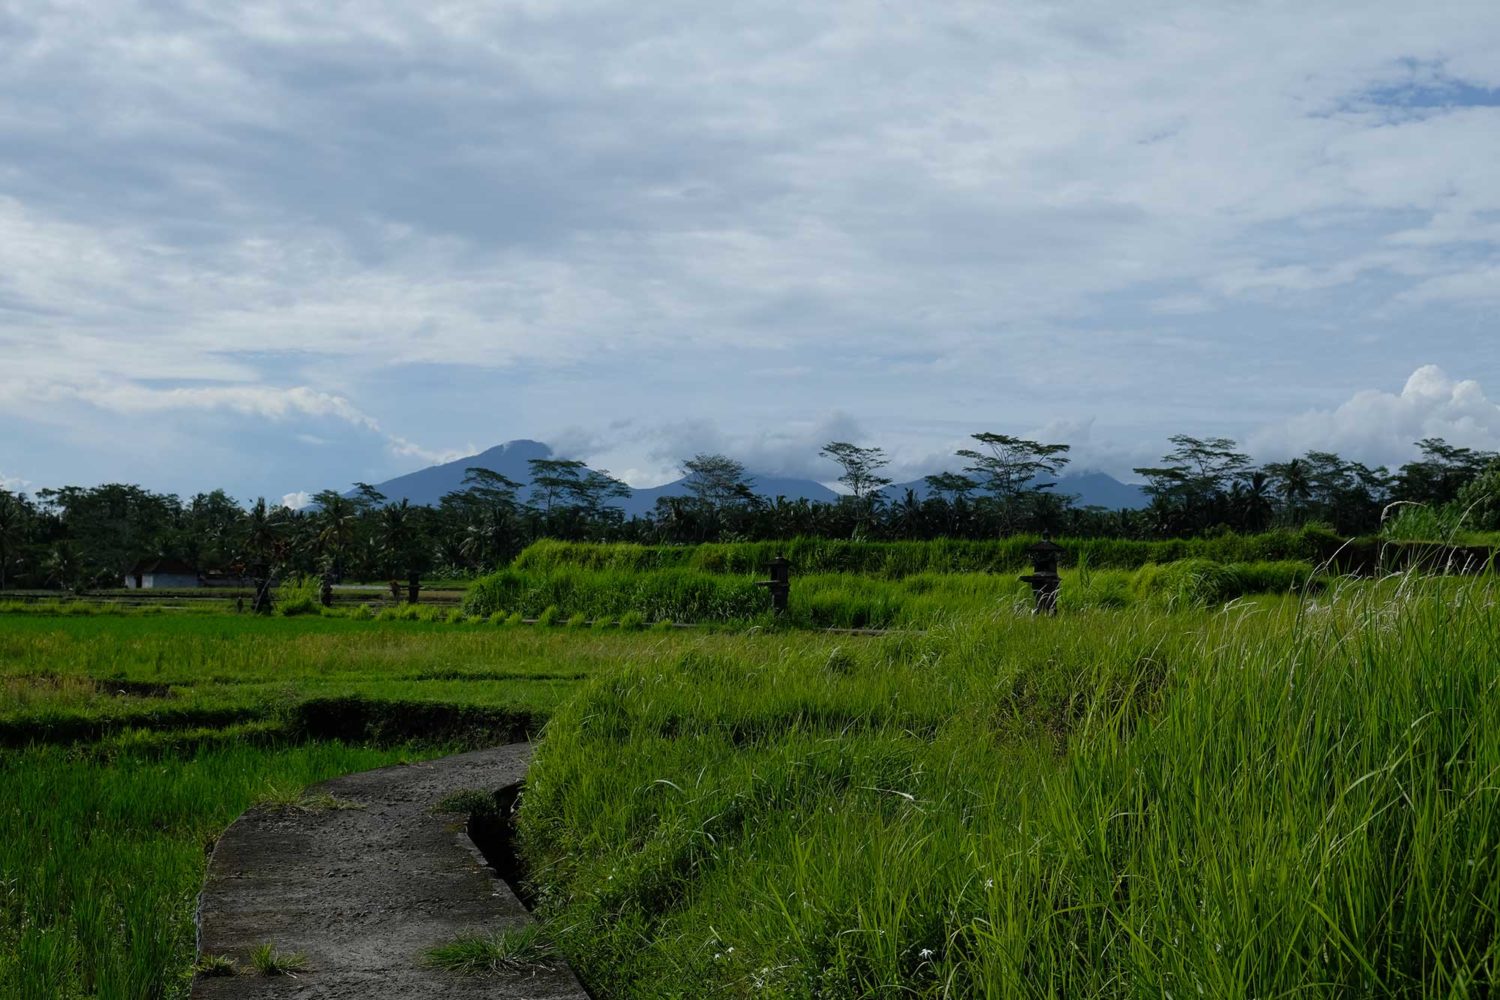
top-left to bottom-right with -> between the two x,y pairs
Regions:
3,562 -> 1497,998
0,614 -> 848,999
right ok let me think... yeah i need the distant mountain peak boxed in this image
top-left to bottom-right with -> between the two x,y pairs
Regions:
463,439 -> 553,463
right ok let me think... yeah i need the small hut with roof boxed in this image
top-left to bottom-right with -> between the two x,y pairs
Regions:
124,559 -> 200,590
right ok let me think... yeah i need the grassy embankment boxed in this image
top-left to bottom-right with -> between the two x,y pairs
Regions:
465,534 -> 1333,627
521,575 -> 1500,998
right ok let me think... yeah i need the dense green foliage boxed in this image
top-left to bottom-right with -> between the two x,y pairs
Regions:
522,578 -> 1500,998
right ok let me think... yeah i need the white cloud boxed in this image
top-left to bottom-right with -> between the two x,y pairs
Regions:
84,384 -> 380,429
1398,264 -> 1500,307
0,376 -> 464,466
6,2 -> 1500,493
281,491 -> 313,510
1249,366 -> 1500,465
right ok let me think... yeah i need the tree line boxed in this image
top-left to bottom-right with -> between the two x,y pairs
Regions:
1,434 -> 1497,592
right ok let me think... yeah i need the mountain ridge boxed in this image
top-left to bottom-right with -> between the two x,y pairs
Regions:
354,440 -> 1148,513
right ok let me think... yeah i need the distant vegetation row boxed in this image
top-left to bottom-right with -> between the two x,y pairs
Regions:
462,559 -> 1323,628
2,433 -> 1497,592
512,526 -> 1499,578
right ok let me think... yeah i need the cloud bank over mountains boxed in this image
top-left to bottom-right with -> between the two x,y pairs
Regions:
2,2 -> 1497,498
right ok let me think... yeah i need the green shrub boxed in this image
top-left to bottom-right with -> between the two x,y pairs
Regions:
1232,560 -> 1318,595
275,577 -> 322,617
565,612 -> 588,629
619,610 -> 645,630
1132,559 -> 1318,607
464,568 -> 766,624
537,605 -> 562,627
1456,465 -> 1500,532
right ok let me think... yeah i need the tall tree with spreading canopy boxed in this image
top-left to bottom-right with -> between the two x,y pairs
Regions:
820,441 -> 893,535
1134,435 -> 1250,532
526,458 -> 589,515
444,467 -> 524,568
681,454 -> 754,511
820,442 -> 893,503
956,432 -> 1072,533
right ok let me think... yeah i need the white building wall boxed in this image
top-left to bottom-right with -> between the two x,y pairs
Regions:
143,572 -> 200,589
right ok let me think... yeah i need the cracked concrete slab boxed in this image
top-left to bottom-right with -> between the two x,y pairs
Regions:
192,745 -> 589,999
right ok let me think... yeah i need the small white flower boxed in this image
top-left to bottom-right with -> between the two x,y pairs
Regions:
919,948 -> 935,960
984,878 -> 994,890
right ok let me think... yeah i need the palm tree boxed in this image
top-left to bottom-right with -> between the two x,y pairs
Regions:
44,541 -> 80,594
1271,459 -> 1312,524
1236,471 -> 1275,532
0,492 -> 27,591
241,498 -> 283,612
378,501 -> 429,602
242,499 -> 280,567
892,488 -> 924,537
312,491 -> 359,582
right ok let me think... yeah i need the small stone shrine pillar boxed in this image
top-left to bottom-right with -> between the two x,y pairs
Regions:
1020,533 -> 1063,615
757,555 -> 791,615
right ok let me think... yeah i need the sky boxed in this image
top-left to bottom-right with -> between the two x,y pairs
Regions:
3,1 -> 1500,503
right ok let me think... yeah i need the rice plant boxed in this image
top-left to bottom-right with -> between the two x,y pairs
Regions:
424,924 -> 556,974
520,575 -> 1500,998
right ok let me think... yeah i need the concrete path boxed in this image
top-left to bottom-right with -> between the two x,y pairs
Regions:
192,745 -> 589,999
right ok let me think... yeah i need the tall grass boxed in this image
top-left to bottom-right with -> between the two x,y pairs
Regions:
464,561 -> 1322,627
511,530 -> 1337,578
520,576 -> 1500,997
464,567 -> 769,624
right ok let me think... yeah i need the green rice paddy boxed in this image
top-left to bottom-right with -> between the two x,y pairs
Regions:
2,553 -> 1497,998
